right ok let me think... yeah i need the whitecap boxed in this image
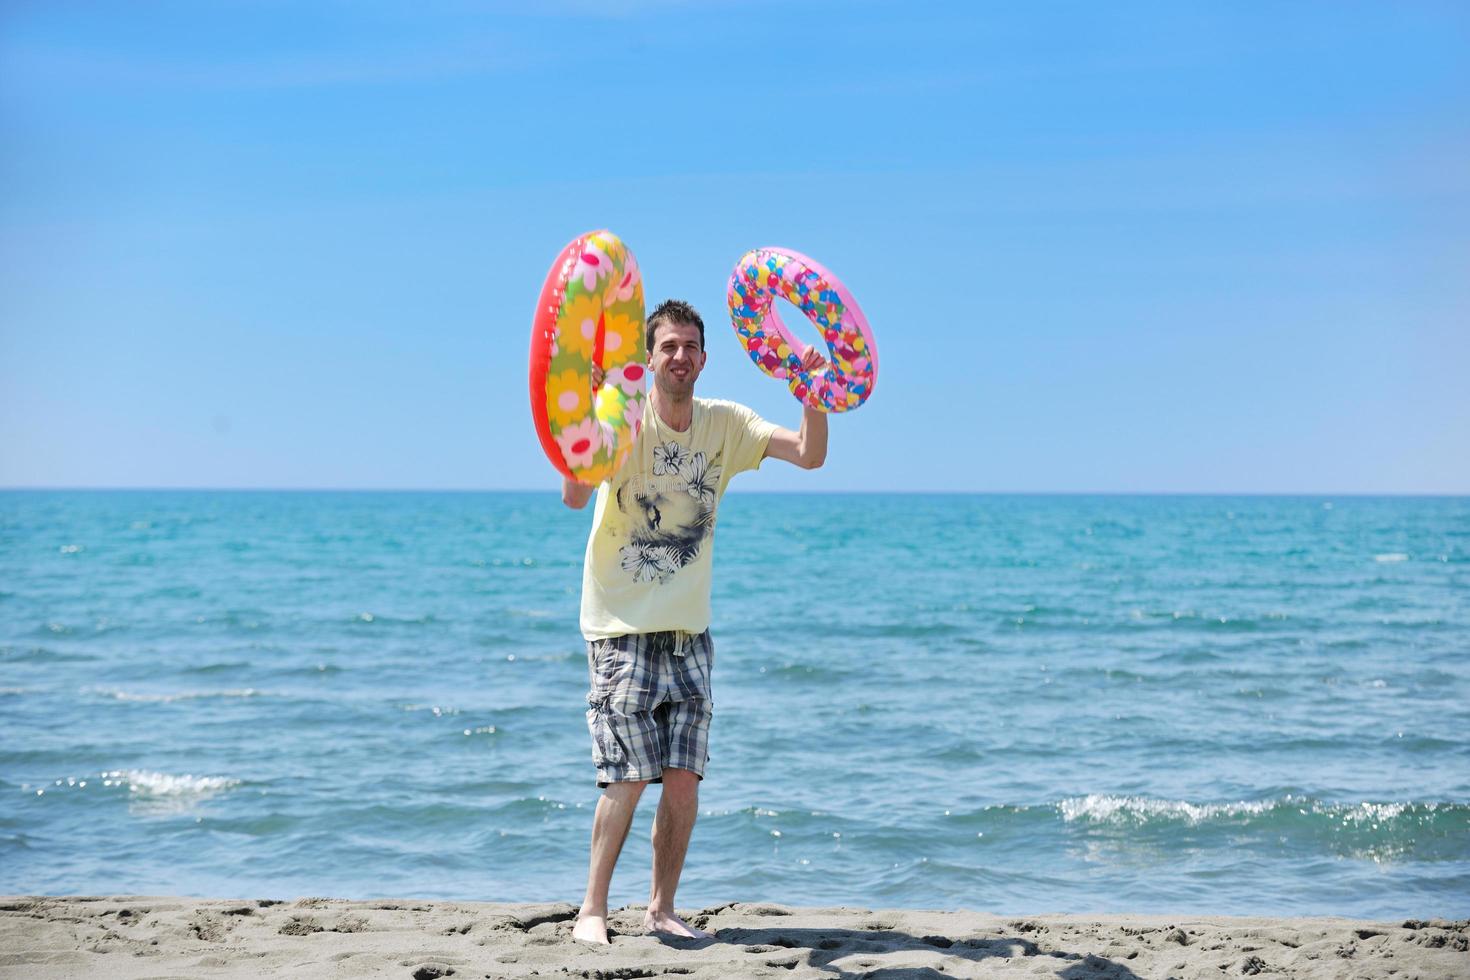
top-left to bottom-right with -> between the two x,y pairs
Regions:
97,769 -> 241,801
1057,794 -> 1432,828
1058,794 -> 1273,824
1334,801 -> 1411,823
1374,553 -> 1409,563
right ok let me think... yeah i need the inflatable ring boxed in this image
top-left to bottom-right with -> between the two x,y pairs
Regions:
726,247 -> 877,412
529,230 -> 647,484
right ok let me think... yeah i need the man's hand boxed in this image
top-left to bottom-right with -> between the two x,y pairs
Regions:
798,345 -> 828,376
562,475 -> 595,509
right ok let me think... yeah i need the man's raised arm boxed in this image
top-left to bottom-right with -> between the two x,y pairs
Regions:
763,405 -> 828,470
763,347 -> 830,470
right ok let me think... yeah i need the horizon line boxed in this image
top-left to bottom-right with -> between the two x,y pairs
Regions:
1,486 -> 1467,498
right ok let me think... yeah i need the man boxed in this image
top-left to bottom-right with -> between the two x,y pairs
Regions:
561,298 -> 828,945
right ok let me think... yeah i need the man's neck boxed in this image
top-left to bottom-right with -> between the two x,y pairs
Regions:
651,388 -> 695,432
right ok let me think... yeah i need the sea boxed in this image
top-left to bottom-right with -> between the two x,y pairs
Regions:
2,490 -> 1467,920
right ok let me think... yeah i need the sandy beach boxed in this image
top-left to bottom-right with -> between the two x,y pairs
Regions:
1,895 -> 1465,979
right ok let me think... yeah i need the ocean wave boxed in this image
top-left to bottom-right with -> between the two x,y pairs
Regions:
193,811 -> 301,836
104,769 -> 241,797
85,686 -> 272,703
349,611 -> 440,626
1143,648 -> 1226,664
763,662 -> 853,681
887,794 -> 1470,865
1056,793 -> 1462,830
4,646 -> 99,663
298,661 -> 347,674
179,660 -> 254,674
399,702 -> 462,716
1050,793 -> 1470,864
18,769 -> 248,802
1059,794 -> 1275,823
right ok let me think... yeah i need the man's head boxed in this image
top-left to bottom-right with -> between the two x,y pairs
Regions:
646,298 -> 707,398
645,299 -> 706,353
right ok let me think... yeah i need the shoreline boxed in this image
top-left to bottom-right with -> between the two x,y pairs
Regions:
2,895 -> 1466,978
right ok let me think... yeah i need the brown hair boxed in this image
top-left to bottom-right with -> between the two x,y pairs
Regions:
645,299 -> 706,352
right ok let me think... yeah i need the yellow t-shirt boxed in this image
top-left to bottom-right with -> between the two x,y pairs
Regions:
580,396 -> 778,640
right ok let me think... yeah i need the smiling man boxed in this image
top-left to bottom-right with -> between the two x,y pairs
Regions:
561,298 -> 828,945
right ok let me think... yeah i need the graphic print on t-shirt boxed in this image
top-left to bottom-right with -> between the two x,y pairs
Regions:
614,440 -> 723,584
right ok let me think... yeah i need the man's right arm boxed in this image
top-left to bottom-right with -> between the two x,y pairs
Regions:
562,477 -> 595,509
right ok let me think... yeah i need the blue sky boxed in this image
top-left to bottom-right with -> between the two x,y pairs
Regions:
2,1 -> 1466,492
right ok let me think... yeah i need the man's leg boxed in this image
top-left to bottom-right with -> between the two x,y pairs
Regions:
574,779 -> 648,945
644,766 -> 711,938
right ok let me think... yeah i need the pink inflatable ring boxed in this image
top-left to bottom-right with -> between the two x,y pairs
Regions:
726,247 -> 877,413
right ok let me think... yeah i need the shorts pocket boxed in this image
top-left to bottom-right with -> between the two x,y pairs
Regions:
585,690 -> 624,766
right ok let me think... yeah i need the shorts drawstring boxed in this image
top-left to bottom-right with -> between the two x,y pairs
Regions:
672,629 -> 688,658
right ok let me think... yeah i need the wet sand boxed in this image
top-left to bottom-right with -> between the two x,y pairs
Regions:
2,895 -> 1466,978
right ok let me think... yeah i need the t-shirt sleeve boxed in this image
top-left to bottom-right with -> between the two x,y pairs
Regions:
722,401 -> 780,477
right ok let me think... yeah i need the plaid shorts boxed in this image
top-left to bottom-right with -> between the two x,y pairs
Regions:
584,629 -> 714,788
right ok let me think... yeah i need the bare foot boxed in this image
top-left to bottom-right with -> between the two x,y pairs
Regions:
572,911 -> 610,945
643,908 -> 712,939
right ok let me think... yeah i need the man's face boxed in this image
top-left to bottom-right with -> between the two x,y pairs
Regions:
649,320 -> 706,398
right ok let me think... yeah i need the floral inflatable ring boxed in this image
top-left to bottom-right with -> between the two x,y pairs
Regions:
726,246 -> 877,412
529,230 -> 647,485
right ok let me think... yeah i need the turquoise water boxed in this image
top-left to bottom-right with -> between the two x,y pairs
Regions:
2,490 -> 1467,918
